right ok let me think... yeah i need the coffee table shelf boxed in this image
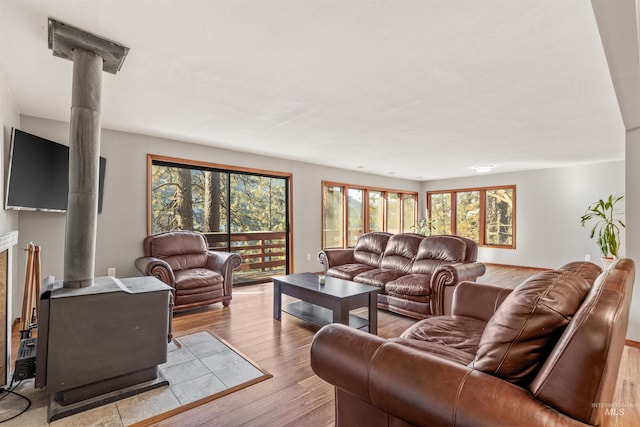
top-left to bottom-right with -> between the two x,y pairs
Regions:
284,301 -> 370,330
273,273 -> 379,334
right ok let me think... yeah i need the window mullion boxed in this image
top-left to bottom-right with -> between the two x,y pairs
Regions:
451,191 -> 457,235
479,189 -> 486,246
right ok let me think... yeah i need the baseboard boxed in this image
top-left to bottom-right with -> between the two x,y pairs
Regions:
483,262 -> 549,270
625,339 -> 640,348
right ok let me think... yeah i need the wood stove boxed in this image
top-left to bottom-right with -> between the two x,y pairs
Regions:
36,275 -> 172,421
36,19 -> 172,422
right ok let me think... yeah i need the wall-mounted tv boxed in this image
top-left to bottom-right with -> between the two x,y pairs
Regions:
5,128 -> 106,213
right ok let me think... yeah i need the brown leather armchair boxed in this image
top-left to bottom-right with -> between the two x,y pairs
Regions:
311,259 -> 635,426
135,231 -> 242,311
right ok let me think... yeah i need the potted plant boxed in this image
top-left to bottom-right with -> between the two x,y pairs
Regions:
580,194 -> 625,267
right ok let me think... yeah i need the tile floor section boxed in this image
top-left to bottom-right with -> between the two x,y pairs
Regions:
0,331 -> 267,426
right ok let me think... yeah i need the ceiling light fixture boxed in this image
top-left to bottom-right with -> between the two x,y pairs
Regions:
473,164 -> 495,173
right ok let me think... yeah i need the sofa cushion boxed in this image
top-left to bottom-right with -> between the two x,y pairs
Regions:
401,315 -> 486,355
470,270 -> 591,383
556,261 -> 603,285
165,253 -> 209,272
354,269 -> 406,288
353,232 -> 391,268
385,273 -> 432,297
174,268 -> 224,291
174,288 -> 225,306
456,235 -> 479,261
150,231 -> 207,257
384,292 -> 431,303
411,235 -> 467,275
150,231 -> 208,271
380,233 -> 422,273
391,337 -> 476,366
327,264 -> 376,281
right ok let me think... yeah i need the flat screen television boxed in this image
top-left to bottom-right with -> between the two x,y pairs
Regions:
5,128 -> 106,213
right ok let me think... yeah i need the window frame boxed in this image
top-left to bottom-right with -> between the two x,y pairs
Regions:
322,180 -> 418,249
427,185 -> 516,249
146,154 -> 294,277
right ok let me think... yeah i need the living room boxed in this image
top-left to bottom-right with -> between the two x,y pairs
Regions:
0,1 -> 639,426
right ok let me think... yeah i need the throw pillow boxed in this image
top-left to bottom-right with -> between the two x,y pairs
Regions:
469,270 -> 591,383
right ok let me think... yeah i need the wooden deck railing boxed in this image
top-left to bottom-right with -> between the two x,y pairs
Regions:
203,231 -> 287,283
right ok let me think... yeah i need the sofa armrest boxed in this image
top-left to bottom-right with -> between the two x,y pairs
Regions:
310,323 -> 387,400
318,249 -> 355,274
206,251 -> 243,296
135,256 -> 176,287
311,324 -> 584,427
430,262 -> 486,315
451,281 -> 513,322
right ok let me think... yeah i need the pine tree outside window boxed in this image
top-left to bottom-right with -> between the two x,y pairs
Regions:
427,185 -> 515,248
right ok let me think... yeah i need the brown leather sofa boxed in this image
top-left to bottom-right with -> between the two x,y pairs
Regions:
135,230 -> 242,311
311,259 -> 635,427
318,232 -> 486,319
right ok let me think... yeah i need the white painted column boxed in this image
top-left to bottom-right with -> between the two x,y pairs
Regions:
625,127 -> 640,341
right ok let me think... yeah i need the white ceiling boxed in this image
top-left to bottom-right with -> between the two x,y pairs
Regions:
0,0 -> 625,180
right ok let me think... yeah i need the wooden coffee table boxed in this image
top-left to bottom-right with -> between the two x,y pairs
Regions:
273,273 -> 380,334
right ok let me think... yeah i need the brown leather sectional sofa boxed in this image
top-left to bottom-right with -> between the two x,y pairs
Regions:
311,259 -> 635,426
318,232 -> 486,319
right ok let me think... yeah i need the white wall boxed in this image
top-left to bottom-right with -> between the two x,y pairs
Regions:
0,70 -> 20,327
625,128 -> 640,341
14,115 -> 420,319
423,159 -> 640,344
10,114 -> 638,341
0,71 -> 19,234
421,162 -> 625,268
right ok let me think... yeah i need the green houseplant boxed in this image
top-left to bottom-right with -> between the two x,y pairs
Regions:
580,194 -> 625,260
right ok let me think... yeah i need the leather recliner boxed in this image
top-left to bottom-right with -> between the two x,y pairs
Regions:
135,230 -> 242,311
311,259 -> 634,426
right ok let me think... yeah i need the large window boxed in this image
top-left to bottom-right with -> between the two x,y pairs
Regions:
456,191 -> 480,241
429,193 -> 451,235
322,181 -> 418,248
402,194 -> 416,233
148,155 -> 292,284
485,188 -> 514,246
368,191 -> 384,232
427,185 -> 515,248
347,189 -> 364,247
387,193 -> 401,234
323,185 -> 344,249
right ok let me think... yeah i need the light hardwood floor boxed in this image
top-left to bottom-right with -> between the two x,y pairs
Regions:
153,264 -> 640,427
12,265 -> 638,426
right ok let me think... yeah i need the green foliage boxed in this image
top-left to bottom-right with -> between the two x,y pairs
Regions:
229,174 -> 286,232
368,191 -> 384,232
580,195 -> 625,258
151,164 -> 286,235
323,186 -> 344,248
485,189 -> 513,245
456,191 -> 480,240
387,193 -> 401,233
411,218 -> 434,236
429,193 -> 451,235
347,189 -> 364,246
